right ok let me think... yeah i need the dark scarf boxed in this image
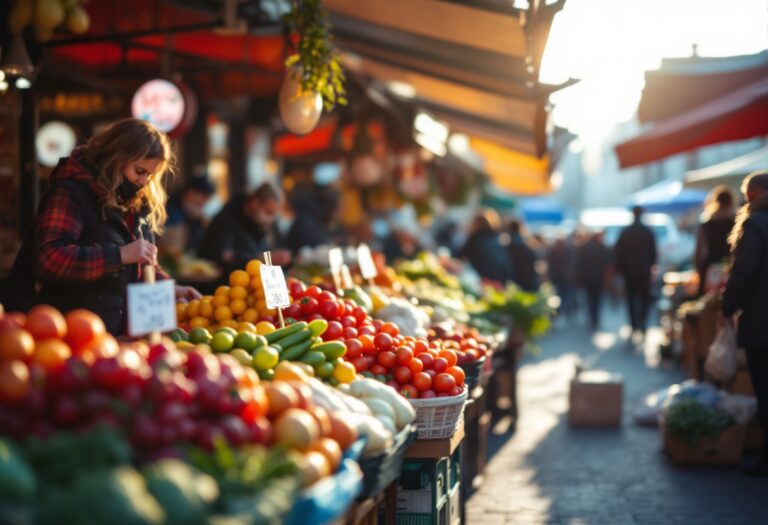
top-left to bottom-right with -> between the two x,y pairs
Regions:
728,193 -> 768,250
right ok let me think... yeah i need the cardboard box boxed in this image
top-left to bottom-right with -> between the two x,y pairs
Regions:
662,424 -> 746,466
728,369 -> 755,396
568,371 -> 623,427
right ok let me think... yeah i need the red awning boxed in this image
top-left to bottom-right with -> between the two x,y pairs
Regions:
615,77 -> 768,169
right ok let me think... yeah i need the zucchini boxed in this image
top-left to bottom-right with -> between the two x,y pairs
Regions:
264,322 -> 307,344
272,329 -> 312,353
311,341 -> 347,360
278,340 -> 314,362
298,351 -> 326,367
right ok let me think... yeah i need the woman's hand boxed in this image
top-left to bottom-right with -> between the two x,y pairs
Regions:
175,285 -> 202,302
120,240 -> 157,265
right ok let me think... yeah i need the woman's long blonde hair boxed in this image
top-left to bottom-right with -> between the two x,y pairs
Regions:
82,118 -> 175,235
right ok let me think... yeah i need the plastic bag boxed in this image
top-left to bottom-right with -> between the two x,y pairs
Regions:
704,324 -> 739,383
633,386 -> 673,426
717,392 -> 758,425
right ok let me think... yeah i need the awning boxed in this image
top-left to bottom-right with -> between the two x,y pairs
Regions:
470,137 -> 551,196
519,197 -> 566,224
684,146 -> 768,189
615,77 -> 768,169
627,179 -> 707,214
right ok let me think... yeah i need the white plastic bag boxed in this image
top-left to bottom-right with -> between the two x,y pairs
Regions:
717,392 -> 758,425
704,324 -> 739,383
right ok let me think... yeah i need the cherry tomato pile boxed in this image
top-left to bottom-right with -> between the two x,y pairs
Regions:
285,280 -> 466,399
427,324 -> 493,365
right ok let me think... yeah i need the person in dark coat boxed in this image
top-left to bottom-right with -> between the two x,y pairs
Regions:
164,175 -> 215,255
1,119 -> 200,335
614,206 -> 657,338
695,185 -> 736,296
507,219 -> 539,291
198,182 -> 290,276
459,209 -> 514,284
285,184 -> 341,254
721,170 -> 768,476
547,235 -> 578,318
576,231 -> 612,330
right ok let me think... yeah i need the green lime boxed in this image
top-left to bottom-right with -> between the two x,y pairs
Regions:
327,377 -> 340,387
314,362 -> 334,379
252,346 -> 279,372
189,327 -> 212,344
258,368 -> 276,381
230,348 -> 253,365
234,331 -> 259,352
215,326 -> 238,338
210,332 -> 235,353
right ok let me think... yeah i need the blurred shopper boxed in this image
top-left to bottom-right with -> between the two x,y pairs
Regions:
576,231 -> 612,330
459,209 -> 514,283
198,182 -> 290,275
507,219 -> 539,291
286,184 -> 342,254
547,236 -> 578,318
614,206 -> 657,338
163,176 -> 216,254
1,119 -> 200,334
721,170 -> 768,476
695,185 -> 736,296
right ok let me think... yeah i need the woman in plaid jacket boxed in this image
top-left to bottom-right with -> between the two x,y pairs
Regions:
10,119 -> 199,335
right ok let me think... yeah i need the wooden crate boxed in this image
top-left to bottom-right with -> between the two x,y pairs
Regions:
662,424 -> 746,467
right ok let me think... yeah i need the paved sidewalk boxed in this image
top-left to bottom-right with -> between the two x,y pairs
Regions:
466,306 -> 768,525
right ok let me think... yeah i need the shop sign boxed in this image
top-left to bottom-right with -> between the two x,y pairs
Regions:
131,79 -> 197,137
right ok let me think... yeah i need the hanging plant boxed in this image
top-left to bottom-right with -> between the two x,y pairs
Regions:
282,0 -> 347,111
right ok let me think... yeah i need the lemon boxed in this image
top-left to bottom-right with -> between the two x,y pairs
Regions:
230,348 -> 253,365
252,346 -> 279,371
256,321 -> 277,335
229,270 -> 250,288
237,321 -> 257,333
215,326 -> 238,338
210,332 -> 235,353
189,327 -> 212,344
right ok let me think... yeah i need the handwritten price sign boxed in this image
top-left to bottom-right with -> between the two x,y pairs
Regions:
357,244 -> 378,279
127,279 -> 176,337
260,265 -> 291,309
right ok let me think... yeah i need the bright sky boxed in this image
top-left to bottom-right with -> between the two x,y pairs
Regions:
539,0 -> 768,146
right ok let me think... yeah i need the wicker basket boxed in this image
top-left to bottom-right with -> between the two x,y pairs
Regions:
409,390 -> 468,439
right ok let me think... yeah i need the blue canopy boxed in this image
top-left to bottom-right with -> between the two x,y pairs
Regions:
520,196 -> 566,224
627,180 -> 707,214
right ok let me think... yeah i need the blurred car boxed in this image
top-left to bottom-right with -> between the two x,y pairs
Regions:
580,208 -> 695,270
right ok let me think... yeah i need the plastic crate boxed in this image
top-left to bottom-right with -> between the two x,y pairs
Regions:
396,458 -> 451,525
358,425 -> 417,499
449,447 -> 461,489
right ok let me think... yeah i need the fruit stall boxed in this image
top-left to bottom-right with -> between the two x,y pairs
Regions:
0,249 -> 552,525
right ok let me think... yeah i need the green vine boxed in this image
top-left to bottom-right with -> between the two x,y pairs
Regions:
283,0 -> 347,110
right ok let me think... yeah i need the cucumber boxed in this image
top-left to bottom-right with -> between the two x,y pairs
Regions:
279,340 -> 314,362
308,319 -> 329,337
264,322 -> 307,344
298,351 -> 326,367
312,341 -> 347,360
272,329 -> 312,353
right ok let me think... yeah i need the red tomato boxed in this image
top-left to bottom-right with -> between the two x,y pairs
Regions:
344,303 -> 355,316
413,372 -> 432,392
317,291 -> 336,303
305,285 -> 322,298
433,357 -> 449,374
414,340 -> 429,354
386,380 -> 400,390
336,301 -> 347,318
419,352 -> 435,370
374,333 -> 393,352
395,347 -> 413,365
424,369 -> 437,379
359,335 -> 375,354
372,319 -> 384,332
308,313 -> 325,322
341,316 -> 357,328
399,384 -> 419,399
324,321 -> 344,341
343,327 -> 358,339
345,338 -> 363,359
449,385 -> 464,397
433,373 -> 456,393
377,351 -> 397,368
300,297 -> 319,316
408,359 -> 424,374
370,364 -> 387,376
319,300 -> 340,320
380,322 -> 400,337
358,325 -> 376,337
393,366 -> 412,385
438,350 -> 458,367
420,390 -> 437,399
446,366 -> 465,386
352,306 -> 368,325
289,280 -> 306,299
284,303 -> 301,320
352,356 -> 371,373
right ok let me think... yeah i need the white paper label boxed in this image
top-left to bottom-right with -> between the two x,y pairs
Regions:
357,244 -> 378,279
127,279 -> 176,337
260,265 -> 291,309
329,247 -> 344,276
341,265 -> 354,289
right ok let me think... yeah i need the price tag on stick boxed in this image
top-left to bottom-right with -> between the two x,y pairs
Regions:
127,266 -> 176,341
357,244 -> 378,282
328,247 -> 344,293
341,265 -> 354,290
261,251 -> 290,327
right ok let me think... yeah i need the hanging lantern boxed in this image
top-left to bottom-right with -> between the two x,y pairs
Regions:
279,65 -> 322,135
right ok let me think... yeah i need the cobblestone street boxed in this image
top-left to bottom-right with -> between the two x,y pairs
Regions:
466,305 -> 768,525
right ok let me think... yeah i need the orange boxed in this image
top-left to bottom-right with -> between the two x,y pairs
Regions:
229,270 -> 250,288
214,305 -> 232,323
185,299 -> 201,318
0,328 -> 35,360
212,295 -> 229,308
175,303 -> 187,321
246,259 -> 262,277
0,360 -> 30,403
33,339 -> 71,370
254,284 -> 265,299
230,286 -> 248,301
220,319 -> 239,330
199,301 -> 214,318
308,437 -> 342,472
242,309 -> 259,323
189,316 -> 210,329
250,276 -> 263,292
215,285 -> 231,297
25,305 -> 67,340
230,299 -> 247,315
237,321 -> 257,333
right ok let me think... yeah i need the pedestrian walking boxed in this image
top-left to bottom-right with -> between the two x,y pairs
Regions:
614,206 -> 657,339
507,219 -> 539,291
721,170 -> 768,476
459,209 -> 514,284
576,231 -> 612,330
547,235 -> 578,318
695,185 -> 736,296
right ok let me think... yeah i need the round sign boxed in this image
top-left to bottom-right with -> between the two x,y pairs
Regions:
131,79 -> 196,136
36,121 -> 77,167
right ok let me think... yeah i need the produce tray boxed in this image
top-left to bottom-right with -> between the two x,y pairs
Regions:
357,425 -> 417,499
